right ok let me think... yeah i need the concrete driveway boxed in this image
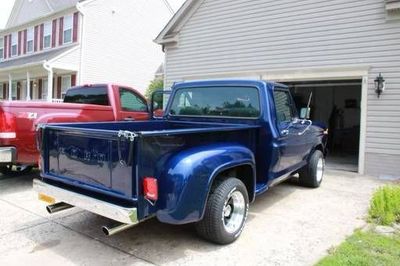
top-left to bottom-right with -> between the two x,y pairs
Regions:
0,170 -> 384,266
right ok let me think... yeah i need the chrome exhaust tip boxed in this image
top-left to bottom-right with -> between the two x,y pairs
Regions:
102,223 -> 136,236
46,202 -> 74,214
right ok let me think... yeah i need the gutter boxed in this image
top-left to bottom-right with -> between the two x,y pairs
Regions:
76,2 -> 86,85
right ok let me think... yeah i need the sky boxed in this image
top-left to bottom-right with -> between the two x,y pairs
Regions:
0,0 -> 185,29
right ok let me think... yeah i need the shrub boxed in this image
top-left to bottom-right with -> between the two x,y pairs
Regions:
369,185 -> 400,225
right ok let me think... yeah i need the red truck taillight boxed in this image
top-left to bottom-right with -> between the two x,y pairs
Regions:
143,177 -> 158,201
0,111 -> 16,139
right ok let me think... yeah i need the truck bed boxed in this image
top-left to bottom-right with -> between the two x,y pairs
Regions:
40,120 -> 260,218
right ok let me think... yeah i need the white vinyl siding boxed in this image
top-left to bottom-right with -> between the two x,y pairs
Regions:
164,0 -> 400,177
11,32 -> 17,57
79,0 -> 171,93
43,21 -> 52,49
63,14 -> 73,44
0,37 -> 3,60
26,27 -> 34,53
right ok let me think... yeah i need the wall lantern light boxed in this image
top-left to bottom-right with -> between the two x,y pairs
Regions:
374,73 -> 386,98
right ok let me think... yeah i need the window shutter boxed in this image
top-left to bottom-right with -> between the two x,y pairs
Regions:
59,17 -> 64,45
8,34 -> 11,58
3,35 -> 7,59
30,81 -> 33,98
38,79 -> 42,99
18,31 -> 22,55
17,82 -> 21,100
73,12 -> 79,42
2,83 -> 6,99
39,23 -> 44,50
57,76 -> 62,98
34,26 -> 39,52
71,74 -> 76,86
52,19 -> 57,47
23,29 -> 27,54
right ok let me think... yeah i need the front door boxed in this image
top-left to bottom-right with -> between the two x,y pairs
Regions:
273,89 -> 309,175
118,87 -> 149,121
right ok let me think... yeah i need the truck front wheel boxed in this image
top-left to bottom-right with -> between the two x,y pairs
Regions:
299,150 -> 325,188
196,177 -> 249,245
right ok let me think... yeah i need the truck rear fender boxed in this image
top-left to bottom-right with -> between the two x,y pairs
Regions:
156,144 -> 256,225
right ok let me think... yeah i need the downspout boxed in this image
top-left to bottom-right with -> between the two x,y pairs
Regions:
43,62 -> 53,102
76,2 -> 85,85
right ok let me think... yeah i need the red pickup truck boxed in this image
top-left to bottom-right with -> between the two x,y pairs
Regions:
0,84 -> 149,175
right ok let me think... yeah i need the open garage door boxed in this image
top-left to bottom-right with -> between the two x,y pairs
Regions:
284,80 -> 362,172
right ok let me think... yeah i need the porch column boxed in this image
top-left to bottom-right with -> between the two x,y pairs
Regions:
47,68 -> 53,102
8,74 -> 12,101
26,72 -> 31,100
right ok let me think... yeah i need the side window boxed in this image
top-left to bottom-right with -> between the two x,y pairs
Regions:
273,90 -> 294,124
119,88 -> 148,112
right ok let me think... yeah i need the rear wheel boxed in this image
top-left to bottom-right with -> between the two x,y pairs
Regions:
299,150 -> 325,188
0,165 -> 33,176
195,177 -> 249,245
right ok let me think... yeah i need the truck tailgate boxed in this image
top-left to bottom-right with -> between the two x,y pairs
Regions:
41,126 -> 137,201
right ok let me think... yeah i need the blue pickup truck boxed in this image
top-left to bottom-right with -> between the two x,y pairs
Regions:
34,80 -> 327,244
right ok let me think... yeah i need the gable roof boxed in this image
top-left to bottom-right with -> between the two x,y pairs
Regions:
6,0 -> 81,29
154,0 -> 205,45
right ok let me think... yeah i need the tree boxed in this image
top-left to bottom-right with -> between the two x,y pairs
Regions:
145,78 -> 164,100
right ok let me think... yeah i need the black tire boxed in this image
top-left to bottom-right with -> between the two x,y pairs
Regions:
299,150 -> 325,188
0,165 -> 33,176
195,177 -> 249,245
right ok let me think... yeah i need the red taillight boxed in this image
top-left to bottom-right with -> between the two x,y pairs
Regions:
143,177 -> 158,201
0,111 -> 16,138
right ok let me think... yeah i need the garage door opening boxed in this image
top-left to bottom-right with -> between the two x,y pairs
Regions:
284,80 -> 362,172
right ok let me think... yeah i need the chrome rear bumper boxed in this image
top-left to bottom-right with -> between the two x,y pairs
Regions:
33,179 -> 138,225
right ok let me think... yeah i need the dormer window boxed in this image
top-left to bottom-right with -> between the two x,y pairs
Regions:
26,27 -> 34,53
63,14 -> 73,44
11,33 -> 17,57
43,21 -> 52,49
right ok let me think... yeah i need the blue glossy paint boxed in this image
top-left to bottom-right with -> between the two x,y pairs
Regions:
39,79 -> 327,224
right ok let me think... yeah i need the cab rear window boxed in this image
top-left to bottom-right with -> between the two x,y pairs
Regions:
169,86 -> 260,118
64,86 -> 109,106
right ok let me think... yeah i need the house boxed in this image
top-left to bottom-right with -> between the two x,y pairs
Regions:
0,0 -> 173,101
155,0 -> 400,178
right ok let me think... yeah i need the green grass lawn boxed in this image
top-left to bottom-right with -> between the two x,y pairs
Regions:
316,230 -> 400,266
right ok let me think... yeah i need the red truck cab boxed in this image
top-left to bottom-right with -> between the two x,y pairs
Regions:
0,84 -> 149,175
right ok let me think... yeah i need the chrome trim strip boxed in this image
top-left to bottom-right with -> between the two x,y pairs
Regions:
33,179 -> 138,225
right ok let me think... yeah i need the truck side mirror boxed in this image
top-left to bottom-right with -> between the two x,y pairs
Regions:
150,90 -> 171,119
300,107 -> 311,119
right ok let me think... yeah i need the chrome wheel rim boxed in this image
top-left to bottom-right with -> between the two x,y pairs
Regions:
223,190 -> 245,234
316,158 -> 324,183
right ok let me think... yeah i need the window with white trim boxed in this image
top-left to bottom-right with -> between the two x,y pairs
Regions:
11,33 -> 17,57
11,81 -> 17,100
0,37 -> 3,60
43,21 -> 52,49
63,15 -> 73,44
42,79 -> 48,100
26,27 -> 34,53
61,75 -> 71,98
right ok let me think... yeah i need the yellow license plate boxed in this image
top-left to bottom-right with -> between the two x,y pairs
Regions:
38,193 -> 56,204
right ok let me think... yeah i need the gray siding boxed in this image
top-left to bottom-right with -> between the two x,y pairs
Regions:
164,0 -> 400,176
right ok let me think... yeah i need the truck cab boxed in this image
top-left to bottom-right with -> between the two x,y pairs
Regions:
34,79 -> 327,244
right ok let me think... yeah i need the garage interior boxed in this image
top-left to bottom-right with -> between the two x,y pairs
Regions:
283,80 -> 362,172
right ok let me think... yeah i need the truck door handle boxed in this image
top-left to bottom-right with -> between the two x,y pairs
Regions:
281,129 -> 289,136
124,117 -> 135,121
